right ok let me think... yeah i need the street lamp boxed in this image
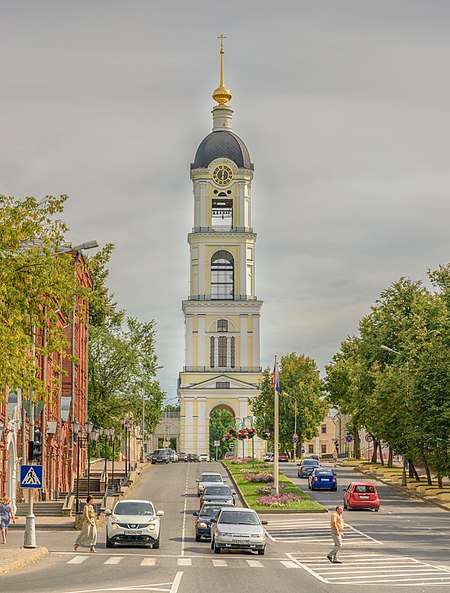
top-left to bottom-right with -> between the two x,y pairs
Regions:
282,392 -> 298,462
380,344 -> 408,487
70,420 -> 82,514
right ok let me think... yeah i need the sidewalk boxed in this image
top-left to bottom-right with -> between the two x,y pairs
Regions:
0,547 -> 49,576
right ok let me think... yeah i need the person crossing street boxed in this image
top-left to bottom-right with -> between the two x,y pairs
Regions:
327,505 -> 344,563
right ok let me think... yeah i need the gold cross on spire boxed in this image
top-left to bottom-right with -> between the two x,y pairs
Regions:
218,33 -> 226,53
213,34 -> 232,105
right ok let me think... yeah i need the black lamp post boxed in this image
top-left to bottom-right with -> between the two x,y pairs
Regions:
89,426 -> 99,496
84,421 -> 93,495
71,420 -> 82,513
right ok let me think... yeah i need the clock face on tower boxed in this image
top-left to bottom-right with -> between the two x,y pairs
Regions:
212,164 -> 234,186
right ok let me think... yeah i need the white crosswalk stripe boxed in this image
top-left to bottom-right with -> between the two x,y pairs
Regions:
266,517 -> 382,545
104,556 -> 124,564
141,558 -> 157,566
288,552 -> 450,586
67,555 -> 89,564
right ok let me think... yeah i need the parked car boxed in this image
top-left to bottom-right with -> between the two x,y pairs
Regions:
263,452 -> 274,462
223,452 -> 235,460
197,472 -> 225,496
178,452 -> 188,462
168,449 -> 179,462
199,453 -> 210,462
210,507 -> 267,554
200,484 -> 235,507
308,468 -> 337,491
150,449 -> 170,464
187,453 -> 200,462
193,501 -> 234,541
105,499 -> 164,548
297,458 -> 321,477
344,482 -> 380,511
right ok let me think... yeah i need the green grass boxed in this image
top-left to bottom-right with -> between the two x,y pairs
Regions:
223,461 -> 326,512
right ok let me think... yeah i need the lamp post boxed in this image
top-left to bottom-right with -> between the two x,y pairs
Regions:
84,420 -> 93,495
90,428 -> 99,495
380,344 -> 408,487
113,431 -> 121,491
282,393 -> 298,462
70,420 -> 82,514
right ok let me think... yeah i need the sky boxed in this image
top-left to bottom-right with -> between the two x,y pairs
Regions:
1,1 -> 449,398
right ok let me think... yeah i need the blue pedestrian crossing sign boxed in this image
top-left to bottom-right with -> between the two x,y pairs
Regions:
20,465 -> 43,489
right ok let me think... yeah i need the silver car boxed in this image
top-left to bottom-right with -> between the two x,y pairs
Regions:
210,507 -> 267,555
196,472 -> 225,496
105,499 -> 164,548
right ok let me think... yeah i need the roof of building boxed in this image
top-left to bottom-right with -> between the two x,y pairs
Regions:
191,130 -> 253,170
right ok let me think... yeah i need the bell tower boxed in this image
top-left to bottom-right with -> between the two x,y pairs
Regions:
178,37 -> 263,456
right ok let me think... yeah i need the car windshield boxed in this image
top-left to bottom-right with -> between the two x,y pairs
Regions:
200,505 -> 226,517
204,486 -> 230,496
201,475 -> 222,483
354,485 -> 375,493
114,501 -> 155,516
302,460 -> 319,466
316,470 -> 333,476
153,450 -> 167,455
219,511 -> 260,525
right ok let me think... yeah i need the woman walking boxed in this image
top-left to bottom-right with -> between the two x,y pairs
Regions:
0,495 -> 16,544
74,495 -> 97,553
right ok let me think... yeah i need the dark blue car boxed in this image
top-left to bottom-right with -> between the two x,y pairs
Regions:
193,502 -> 234,541
308,468 -> 337,491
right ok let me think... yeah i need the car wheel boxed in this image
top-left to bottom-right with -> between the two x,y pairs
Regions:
257,548 -> 265,556
153,537 -> 160,549
343,503 -> 348,510
374,507 -> 379,512
332,487 -> 337,491
195,535 -> 201,542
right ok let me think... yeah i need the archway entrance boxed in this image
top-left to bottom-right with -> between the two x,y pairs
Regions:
208,404 -> 235,460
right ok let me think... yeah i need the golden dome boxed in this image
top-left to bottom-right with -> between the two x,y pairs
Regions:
213,34 -> 232,106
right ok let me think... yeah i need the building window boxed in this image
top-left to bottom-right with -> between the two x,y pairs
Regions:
218,336 -> 227,367
308,444 -> 314,453
210,336 -> 215,368
321,445 -> 327,454
321,424 -> 327,434
216,381 -> 230,389
211,250 -> 234,300
217,319 -> 228,332
230,336 -> 235,368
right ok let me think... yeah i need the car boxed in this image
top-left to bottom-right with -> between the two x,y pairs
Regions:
105,499 -> 164,548
193,501 -> 234,541
178,452 -> 188,462
150,449 -> 170,464
187,453 -> 200,462
263,452 -> 274,462
278,452 -> 289,462
168,449 -> 179,462
343,482 -> 380,511
199,453 -> 210,462
200,484 -> 236,507
297,458 -> 321,477
197,472 -> 225,496
308,468 -> 337,491
210,507 -> 267,554
223,452 -> 235,460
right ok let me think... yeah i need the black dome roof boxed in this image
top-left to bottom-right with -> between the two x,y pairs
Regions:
191,130 -> 253,170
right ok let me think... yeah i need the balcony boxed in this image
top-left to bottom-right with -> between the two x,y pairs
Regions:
191,226 -> 254,234
188,294 -> 258,301
183,366 -> 262,373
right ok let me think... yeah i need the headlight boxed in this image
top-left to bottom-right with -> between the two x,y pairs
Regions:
251,533 -> 263,538
147,524 -> 156,531
197,522 -> 208,528
111,523 -> 119,531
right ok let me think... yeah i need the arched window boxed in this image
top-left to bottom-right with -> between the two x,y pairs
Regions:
211,251 -> 234,300
218,336 -> 227,367
217,319 -> 228,332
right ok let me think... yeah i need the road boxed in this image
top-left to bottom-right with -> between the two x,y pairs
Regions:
2,460 -> 450,593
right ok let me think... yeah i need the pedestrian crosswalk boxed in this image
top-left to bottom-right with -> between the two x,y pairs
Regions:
63,554 -> 277,569
287,552 -> 450,586
265,516 -> 383,545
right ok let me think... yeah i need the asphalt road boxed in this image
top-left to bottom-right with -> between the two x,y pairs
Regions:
2,460 -> 450,593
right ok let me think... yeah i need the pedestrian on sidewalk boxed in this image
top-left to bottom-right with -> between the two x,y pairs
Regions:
74,495 -> 97,553
0,495 -> 16,544
327,505 -> 344,564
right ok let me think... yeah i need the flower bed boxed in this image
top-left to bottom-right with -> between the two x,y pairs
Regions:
257,493 -> 302,507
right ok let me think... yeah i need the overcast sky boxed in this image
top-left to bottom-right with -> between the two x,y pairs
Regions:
2,1 -> 449,398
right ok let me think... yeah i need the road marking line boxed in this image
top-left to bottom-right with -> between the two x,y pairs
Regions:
280,561 -> 300,568
141,558 -> 157,566
212,559 -> 228,567
170,572 -> 184,593
67,555 -> 88,564
180,463 -> 190,557
104,556 -> 123,564
246,560 -> 263,568
177,558 -> 192,566
286,553 -> 329,584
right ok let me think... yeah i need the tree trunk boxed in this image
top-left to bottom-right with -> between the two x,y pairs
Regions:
353,431 -> 361,459
409,461 -> 420,481
371,440 -> 378,463
437,473 -> 443,488
387,447 -> 393,467
423,458 -> 432,486
378,442 -> 384,466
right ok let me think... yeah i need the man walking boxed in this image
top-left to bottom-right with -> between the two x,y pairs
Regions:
327,505 -> 344,563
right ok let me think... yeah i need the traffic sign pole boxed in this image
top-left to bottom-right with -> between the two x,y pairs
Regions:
24,398 -> 36,549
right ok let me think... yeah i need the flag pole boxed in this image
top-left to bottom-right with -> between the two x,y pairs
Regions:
273,355 -> 279,495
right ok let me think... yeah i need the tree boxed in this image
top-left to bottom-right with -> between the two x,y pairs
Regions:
0,194 -> 88,400
209,409 -> 235,458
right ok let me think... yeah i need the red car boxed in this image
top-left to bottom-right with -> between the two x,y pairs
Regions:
343,482 -> 380,511
278,452 -> 289,462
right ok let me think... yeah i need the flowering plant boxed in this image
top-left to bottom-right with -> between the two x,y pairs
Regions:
257,483 -> 286,495
257,493 -> 302,507
247,427 -> 257,439
237,428 -> 249,440
242,472 -> 274,483
260,428 -> 271,440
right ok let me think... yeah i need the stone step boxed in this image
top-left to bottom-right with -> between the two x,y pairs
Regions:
15,501 -> 64,517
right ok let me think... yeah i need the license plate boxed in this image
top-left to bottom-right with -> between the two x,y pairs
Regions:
234,540 -> 249,545
125,529 -> 140,535
359,495 -> 369,499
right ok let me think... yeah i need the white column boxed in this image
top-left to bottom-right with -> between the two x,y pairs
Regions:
184,397 -> 194,453
196,397 -> 207,454
198,315 -> 205,368
240,244 -> 246,298
185,315 -> 193,368
239,182 -> 245,228
240,315 -> 248,369
199,182 -> 206,227
199,244 -> 205,296
252,314 -> 260,369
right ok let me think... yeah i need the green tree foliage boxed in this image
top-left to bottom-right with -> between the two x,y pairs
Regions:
326,267 -> 450,479
252,354 -> 328,455
209,408 -> 235,458
0,194 -> 88,400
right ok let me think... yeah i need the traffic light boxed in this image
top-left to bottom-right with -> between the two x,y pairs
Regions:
32,429 -> 43,463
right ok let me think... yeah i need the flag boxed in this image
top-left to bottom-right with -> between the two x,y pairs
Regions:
271,359 -> 280,392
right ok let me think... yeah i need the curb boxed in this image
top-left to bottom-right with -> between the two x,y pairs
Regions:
0,547 -> 49,576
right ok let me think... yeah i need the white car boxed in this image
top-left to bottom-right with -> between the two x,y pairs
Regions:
199,453 -> 210,462
105,499 -> 164,548
196,472 -> 225,496
210,507 -> 267,554
263,452 -> 274,462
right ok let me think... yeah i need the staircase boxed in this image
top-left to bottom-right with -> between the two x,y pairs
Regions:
15,501 -> 64,517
